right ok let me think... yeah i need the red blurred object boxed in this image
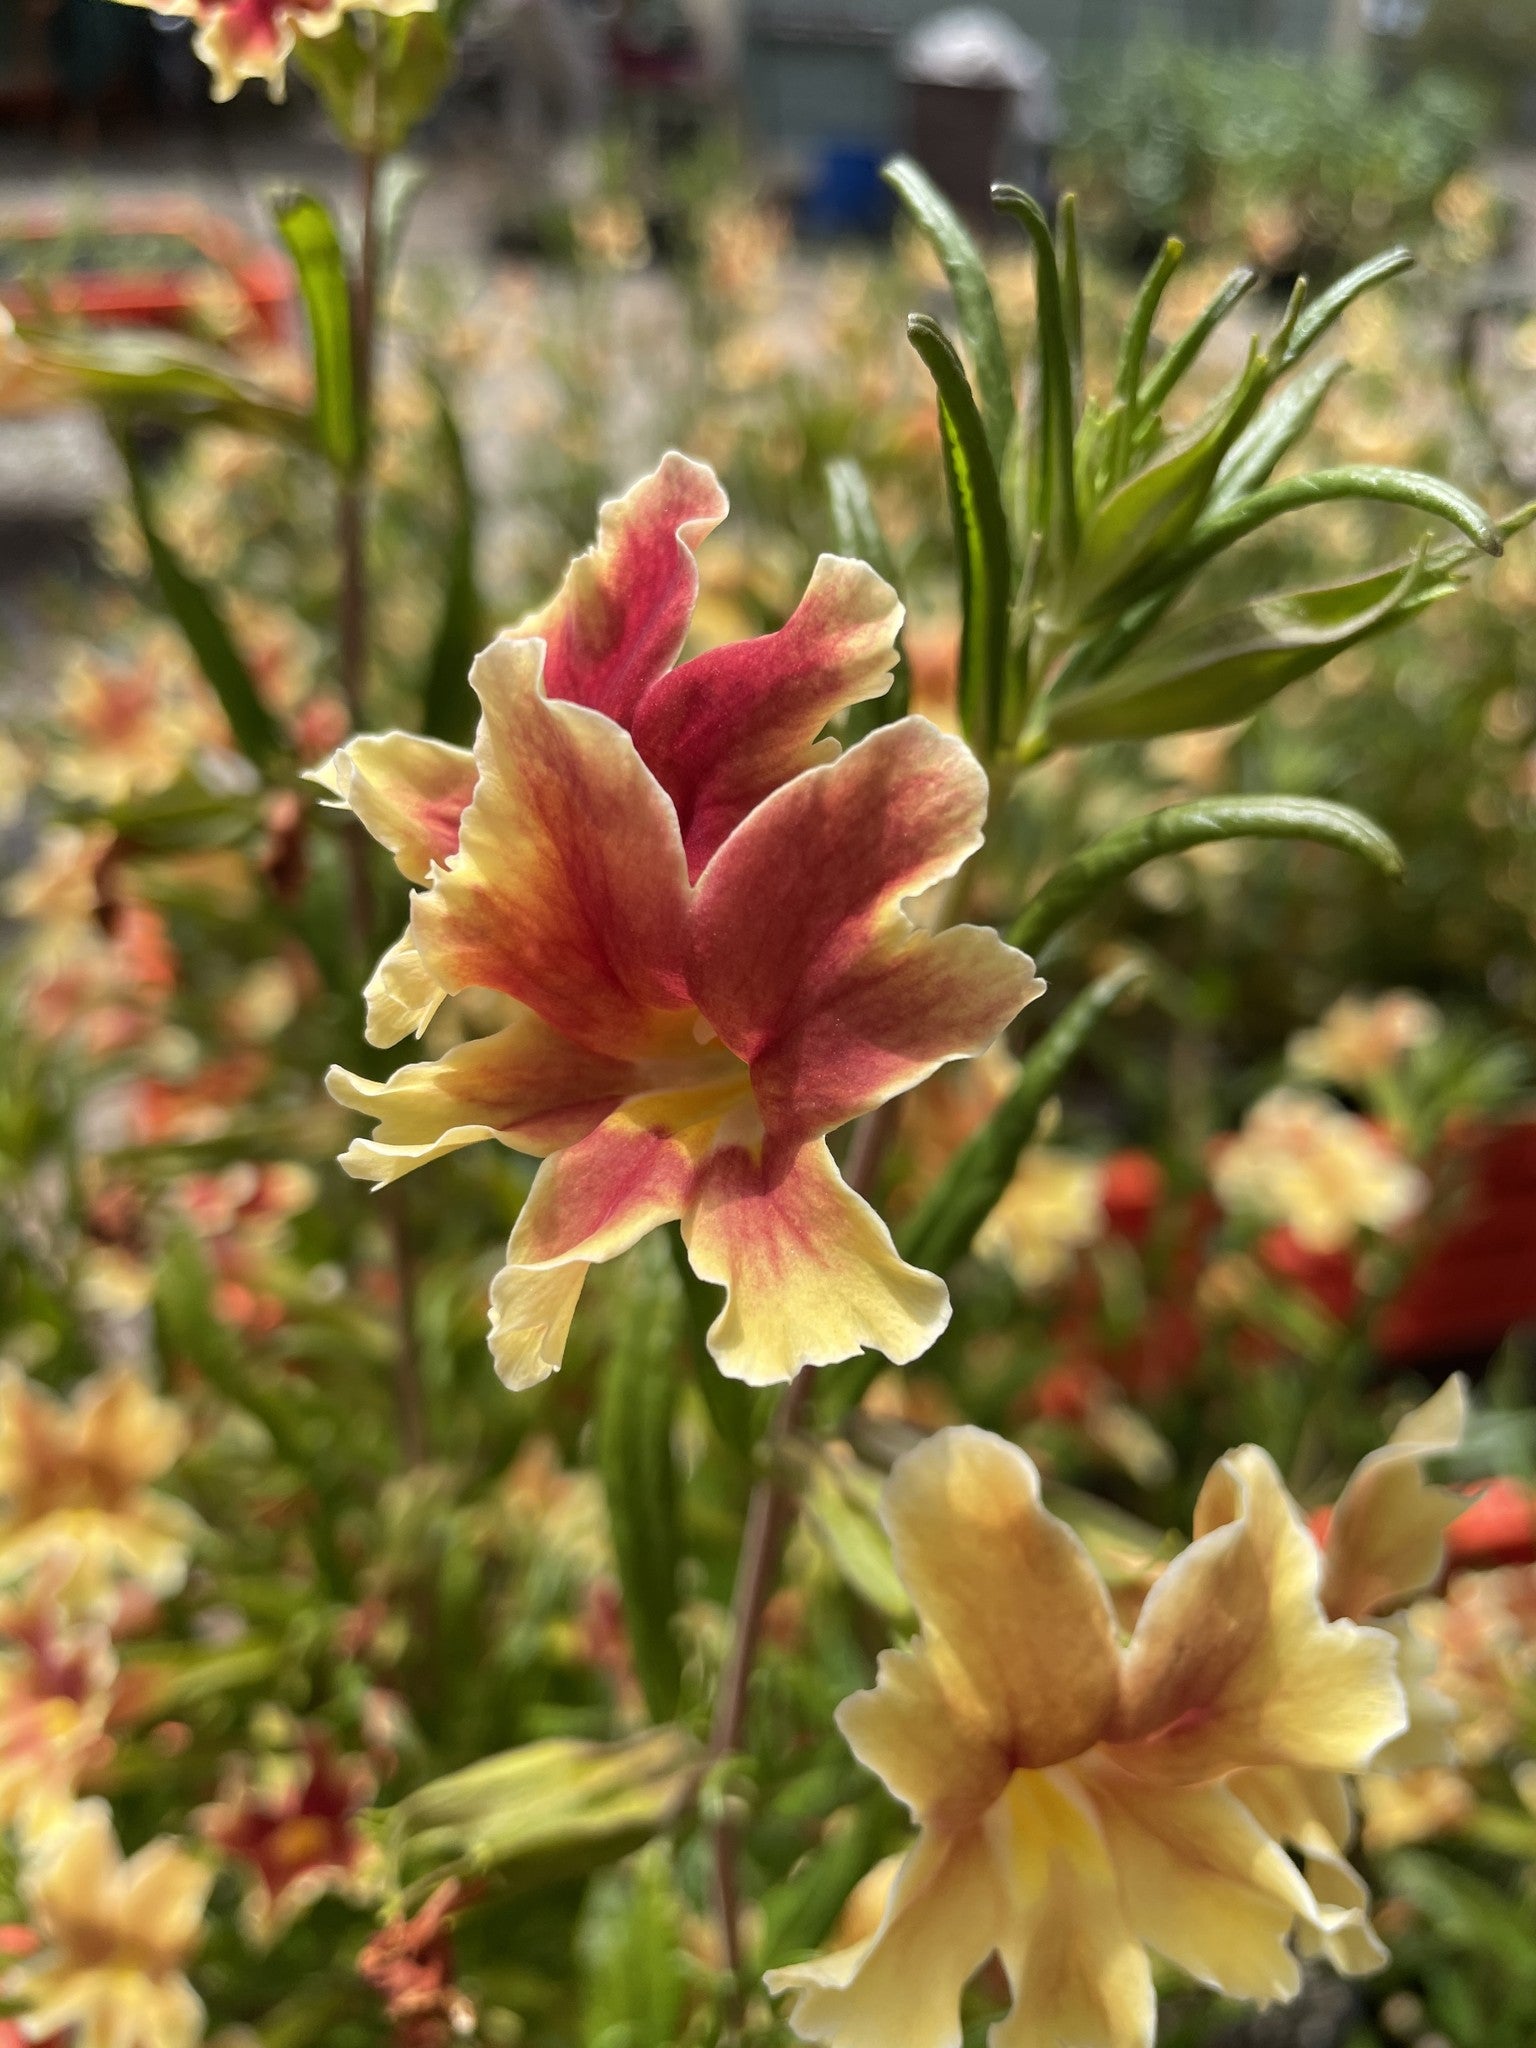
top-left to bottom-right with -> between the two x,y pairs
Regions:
1445,1478 -> 1536,1571
1101,1149 -> 1164,1243
0,201 -> 291,344
1381,1119 -> 1536,1364
1258,1227 -> 1359,1321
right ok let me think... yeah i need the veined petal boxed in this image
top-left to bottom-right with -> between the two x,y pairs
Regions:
362,929 -> 445,1049
837,1641 -> 1010,1834
311,732 -> 477,883
990,1770 -> 1156,2048
632,553 -> 902,877
766,1825 -> 1000,2048
1228,1768 -> 1387,1976
488,1260 -> 589,1392
1078,1755 -> 1314,2005
1321,1375 -> 1467,1623
515,453 -> 727,725
691,718 -> 1042,1144
682,1137 -> 949,1385
1108,1445 -> 1406,1782
879,1429 -> 1121,1773
327,1013 -> 634,1186
412,637 -> 692,1058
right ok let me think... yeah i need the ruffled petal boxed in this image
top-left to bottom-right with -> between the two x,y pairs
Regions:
879,1429 -> 1122,1773
362,929 -> 445,1049
632,553 -> 902,877
310,733 -> 477,885
1320,1375 -> 1467,1623
766,1825 -> 1001,2048
682,1136 -> 949,1385
487,1259 -> 589,1391
1107,1444 -> 1406,1781
412,636 -> 693,1058
690,718 -> 1042,1145
990,1770 -> 1156,2048
516,453 -> 726,726
1079,1755 -> 1315,2005
327,1011 -> 635,1186
837,1640 -> 1010,1834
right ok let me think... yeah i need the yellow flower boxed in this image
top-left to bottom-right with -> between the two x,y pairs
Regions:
768,1425 -> 1408,2048
49,632 -> 226,808
107,0 -> 436,104
0,1579 -> 116,1840
6,1799 -> 210,2048
1211,1087 -> 1428,1253
0,1367 -> 197,1610
1286,991 -> 1441,1090
975,1148 -> 1106,1292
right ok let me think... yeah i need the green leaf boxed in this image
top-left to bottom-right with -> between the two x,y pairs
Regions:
1056,191 -> 1083,386
993,184 -> 1079,562
579,1848 -> 688,2048
1165,463 -> 1501,587
907,314 -> 1012,757
1281,245 -> 1414,368
883,155 -> 1014,463
419,376 -> 485,745
1138,265 -> 1257,415
118,436 -> 285,771
273,190 -> 358,474
13,321 -> 311,442
294,13 -> 456,153
1067,346 -> 1268,618
760,1804 -> 886,1970
390,1727 -> 701,1892
667,1223 -> 758,1459
1042,553 -> 1453,746
1208,358 -> 1348,511
596,1273 -> 683,1723
898,959 -> 1149,1277
1010,795 -> 1403,958
826,457 -> 910,738
1111,238 -> 1183,451
797,1444 -> 912,1622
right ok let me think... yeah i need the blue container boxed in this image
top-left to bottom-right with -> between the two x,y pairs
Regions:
799,143 -> 894,238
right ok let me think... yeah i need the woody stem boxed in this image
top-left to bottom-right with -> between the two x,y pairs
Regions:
705,1102 -> 900,2023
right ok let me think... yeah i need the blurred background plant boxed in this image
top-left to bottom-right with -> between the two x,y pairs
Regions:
4,3 -> 1536,2045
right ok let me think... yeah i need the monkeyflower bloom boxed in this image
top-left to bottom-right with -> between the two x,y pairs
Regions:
767,1423 -> 1416,2048
975,1147 -> 1106,1292
0,1581 -> 116,1840
0,1367 -> 197,1610
109,0 -> 435,102
1211,1086 -> 1428,1254
198,1733 -> 376,1941
48,633 -> 227,808
325,455 -> 1041,1387
1287,990 -> 1441,1090
5,1800 -> 210,2048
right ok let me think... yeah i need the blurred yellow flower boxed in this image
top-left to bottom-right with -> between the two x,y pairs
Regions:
1287,991 -> 1441,1090
768,1424 -> 1408,2048
0,1581 -> 116,1840
0,1367 -> 197,1610
1212,1087 -> 1428,1253
5,1798 -> 210,2048
107,0 -> 435,104
49,632 -> 227,808
975,1147 -> 1106,1291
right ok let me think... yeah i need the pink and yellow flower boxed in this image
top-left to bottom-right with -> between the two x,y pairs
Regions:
767,1423 -> 1419,2048
109,0 -> 435,104
5,1800 -> 210,2048
198,1733 -> 377,1942
0,1582 -> 116,1840
1286,990 -> 1441,1090
1211,1086 -> 1429,1254
324,455 -> 1041,1387
0,1368 -> 197,1611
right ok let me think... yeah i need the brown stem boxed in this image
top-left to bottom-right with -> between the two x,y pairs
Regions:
705,1108 -> 900,2020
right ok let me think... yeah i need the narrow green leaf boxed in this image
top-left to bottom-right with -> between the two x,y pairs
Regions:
391,1727 -> 700,1892
1163,463 -> 1501,589
419,377 -> 485,745
1010,796 -> 1402,958
993,184 -> 1079,561
580,1849 -> 687,2048
898,960 -> 1149,1277
883,155 -> 1014,463
1208,358 -> 1348,511
1043,554 -> 1451,746
667,1223 -> 758,1458
798,1445 -> 911,1623
1115,239 -> 1184,414
760,1804 -> 886,1969
273,190 -> 358,474
1067,346 -> 1268,618
295,14 -> 455,153
119,437 -> 285,770
826,458 -> 911,738
1057,191 -> 1083,382
1138,266 -> 1257,415
907,314 -> 1012,756
13,322 -> 312,443
596,1274 -> 683,1723
1282,246 -> 1414,368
